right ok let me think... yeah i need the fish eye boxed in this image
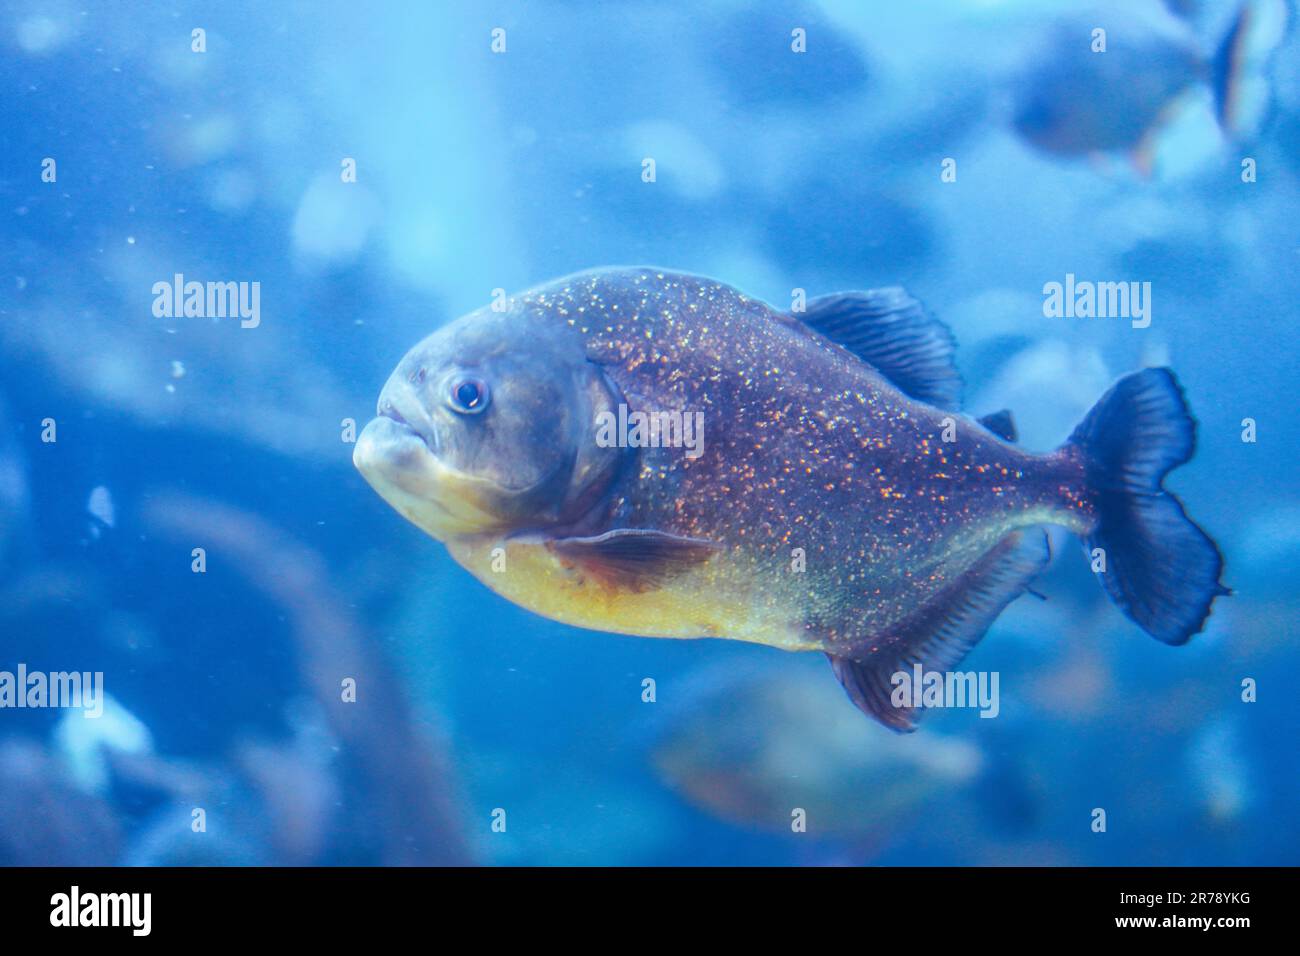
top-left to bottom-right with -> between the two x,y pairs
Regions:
446,376 -> 490,415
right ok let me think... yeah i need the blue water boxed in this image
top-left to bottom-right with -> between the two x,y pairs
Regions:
1,1 -> 1297,865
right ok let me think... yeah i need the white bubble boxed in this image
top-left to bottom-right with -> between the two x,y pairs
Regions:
87,484 -> 115,528
290,173 -> 380,266
620,120 -> 725,201
16,15 -> 67,54
54,694 -> 154,793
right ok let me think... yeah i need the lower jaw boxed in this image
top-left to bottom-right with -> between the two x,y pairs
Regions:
369,483 -> 485,540
365,469 -> 505,540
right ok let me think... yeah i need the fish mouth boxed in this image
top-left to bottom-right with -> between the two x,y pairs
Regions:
376,385 -> 438,454
353,414 -> 501,539
353,415 -> 435,488
377,406 -> 432,455
380,403 -> 416,433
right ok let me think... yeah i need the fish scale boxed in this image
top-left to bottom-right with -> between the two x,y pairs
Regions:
524,270 -> 1087,644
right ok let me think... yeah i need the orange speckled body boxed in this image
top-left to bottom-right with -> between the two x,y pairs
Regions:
457,268 -> 1097,654
357,264 -> 1225,729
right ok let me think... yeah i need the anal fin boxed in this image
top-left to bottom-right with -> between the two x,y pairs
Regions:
829,529 -> 1050,732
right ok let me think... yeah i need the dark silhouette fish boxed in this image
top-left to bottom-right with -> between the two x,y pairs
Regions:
354,268 -> 1227,730
1012,1 -> 1286,167
652,664 -> 984,841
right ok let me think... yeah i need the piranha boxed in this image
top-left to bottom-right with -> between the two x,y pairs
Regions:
1011,1 -> 1287,169
354,268 -> 1226,730
651,664 -> 986,841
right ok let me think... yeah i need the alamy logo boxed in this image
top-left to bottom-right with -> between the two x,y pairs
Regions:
0,664 -> 103,718
891,665 -> 1000,718
1042,273 -> 1151,328
151,273 -> 260,328
595,403 -> 704,459
50,886 -> 151,936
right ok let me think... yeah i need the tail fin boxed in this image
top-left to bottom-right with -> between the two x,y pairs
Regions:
1068,368 -> 1227,645
1210,0 -> 1291,138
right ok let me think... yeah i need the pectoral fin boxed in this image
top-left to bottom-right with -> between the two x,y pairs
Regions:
829,529 -> 1050,732
545,529 -> 722,593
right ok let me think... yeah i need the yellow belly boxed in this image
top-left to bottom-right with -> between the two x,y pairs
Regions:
444,536 -> 819,651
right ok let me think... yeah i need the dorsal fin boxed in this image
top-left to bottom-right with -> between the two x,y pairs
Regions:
794,288 -> 962,408
978,409 -> 1018,443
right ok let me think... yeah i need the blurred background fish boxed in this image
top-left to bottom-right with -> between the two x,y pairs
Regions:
651,664 -> 984,849
1009,0 -> 1290,174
